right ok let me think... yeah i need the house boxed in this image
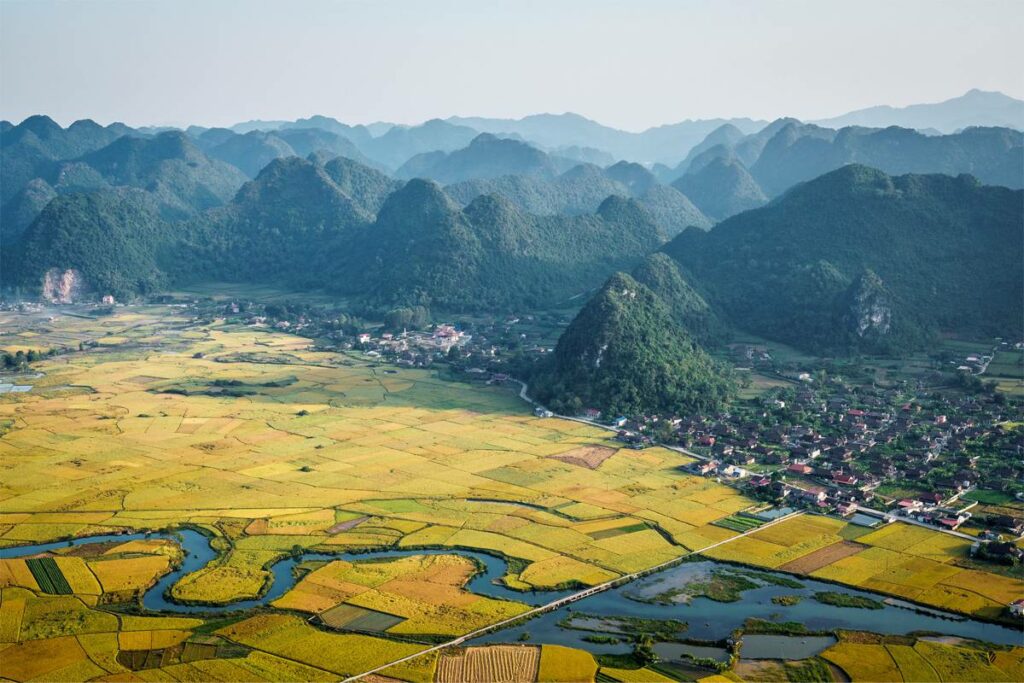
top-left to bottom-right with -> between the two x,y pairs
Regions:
533,406 -> 553,418
692,460 -> 720,476
990,515 -> 1024,536
832,472 -> 859,487
612,416 -> 628,428
837,502 -> 857,517
938,517 -> 965,530
719,464 -> 748,479
1010,599 -> 1024,617
582,408 -> 601,420
787,463 -> 813,476
357,333 -> 372,344
797,487 -> 828,504
433,324 -> 460,339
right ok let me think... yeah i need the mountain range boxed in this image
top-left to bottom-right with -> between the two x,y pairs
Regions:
811,89 -> 1024,133
663,165 -> 1023,353
3,94 -> 1022,359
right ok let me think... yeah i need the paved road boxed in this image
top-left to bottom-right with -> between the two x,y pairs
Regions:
342,509 -> 806,682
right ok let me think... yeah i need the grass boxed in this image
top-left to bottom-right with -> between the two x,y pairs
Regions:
784,659 -> 835,682
771,594 -> 802,606
713,515 -> 764,533
962,489 -> 1018,506
813,591 -> 884,610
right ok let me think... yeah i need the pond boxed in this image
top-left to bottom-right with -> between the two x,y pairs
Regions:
741,634 -> 838,659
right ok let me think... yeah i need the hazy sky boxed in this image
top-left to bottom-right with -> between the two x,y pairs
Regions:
2,0 -> 1022,130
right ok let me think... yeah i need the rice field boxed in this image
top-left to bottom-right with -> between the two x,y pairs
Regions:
0,306 -> 759,680
702,515 -> 1024,622
821,634 -> 1024,683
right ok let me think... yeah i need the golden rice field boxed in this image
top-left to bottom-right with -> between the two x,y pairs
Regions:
820,633 -> 1024,682
702,515 -> 1024,621
273,554 -> 530,636
0,306 -> 757,681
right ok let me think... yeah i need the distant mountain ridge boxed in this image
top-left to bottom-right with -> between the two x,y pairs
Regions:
812,89 -> 1024,133
445,159 -> 712,234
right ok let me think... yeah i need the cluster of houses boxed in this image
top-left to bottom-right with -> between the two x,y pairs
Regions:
344,325 -> 471,366
595,375 -> 1021,532
892,498 -> 973,530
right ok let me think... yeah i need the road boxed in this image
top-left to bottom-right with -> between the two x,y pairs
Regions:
342,509 -> 806,682
511,379 -> 709,461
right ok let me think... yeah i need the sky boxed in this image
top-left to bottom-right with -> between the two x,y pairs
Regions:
1,0 -> 1022,131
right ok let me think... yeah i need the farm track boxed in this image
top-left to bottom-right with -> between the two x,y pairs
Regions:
342,509 -> 807,682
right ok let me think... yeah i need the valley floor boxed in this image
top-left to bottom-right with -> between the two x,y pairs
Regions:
0,305 -> 1020,682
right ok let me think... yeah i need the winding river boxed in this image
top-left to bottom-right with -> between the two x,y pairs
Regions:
2,530 -> 1020,657
0,529 -> 574,612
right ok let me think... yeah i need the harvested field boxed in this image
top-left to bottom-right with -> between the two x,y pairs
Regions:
435,645 -> 540,683
327,516 -> 370,534
778,540 -> 865,574
548,445 -> 617,469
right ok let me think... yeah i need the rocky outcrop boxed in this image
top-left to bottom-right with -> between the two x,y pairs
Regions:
844,270 -> 892,338
42,268 -> 90,303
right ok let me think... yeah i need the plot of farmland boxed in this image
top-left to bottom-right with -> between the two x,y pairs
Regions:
0,307 -> 763,680
436,645 -> 541,683
319,604 -> 405,632
703,515 -> 1024,622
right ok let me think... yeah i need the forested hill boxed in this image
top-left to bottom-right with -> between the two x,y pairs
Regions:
663,164 -> 1024,353
532,272 -> 736,417
335,184 -> 667,310
6,154 -> 668,313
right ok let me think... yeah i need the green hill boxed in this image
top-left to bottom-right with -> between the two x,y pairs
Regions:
533,272 -> 735,417
672,156 -> 767,221
7,189 -> 168,300
344,183 -> 667,310
396,133 -> 557,184
664,165 -> 1024,353
75,131 -> 248,219
446,163 -> 710,234
631,253 -> 728,346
